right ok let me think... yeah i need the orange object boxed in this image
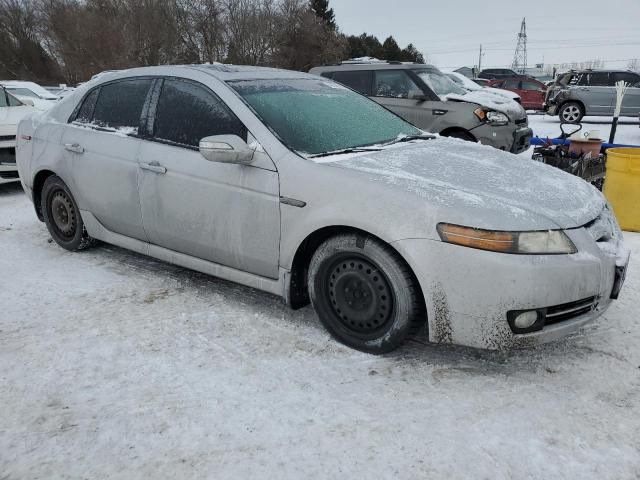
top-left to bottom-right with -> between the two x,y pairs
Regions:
568,139 -> 602,158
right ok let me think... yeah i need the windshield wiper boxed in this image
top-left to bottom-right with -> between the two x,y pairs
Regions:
385,133 -> 436,146
309,146 -> 383,158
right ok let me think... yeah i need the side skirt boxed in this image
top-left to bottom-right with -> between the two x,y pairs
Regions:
81,210 -> 287,299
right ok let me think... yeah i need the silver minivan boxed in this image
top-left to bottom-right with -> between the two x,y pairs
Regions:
310,61 -> 532,153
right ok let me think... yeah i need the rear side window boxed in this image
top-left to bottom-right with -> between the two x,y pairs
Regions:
504,79 -> 520,89
92,79 -> 153,129
331,71 -> 373,95
74,89 -> 99,123
578,72 -> 610,87
153,78 -> 246,148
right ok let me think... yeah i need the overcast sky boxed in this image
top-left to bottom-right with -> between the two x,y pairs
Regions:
332,0 -> 640,70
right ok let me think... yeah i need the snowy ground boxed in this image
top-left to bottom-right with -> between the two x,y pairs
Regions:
1,117 -> 640,478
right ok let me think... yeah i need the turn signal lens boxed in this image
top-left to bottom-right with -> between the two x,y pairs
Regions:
437,223 -> 577,255
473,108 -> 487,121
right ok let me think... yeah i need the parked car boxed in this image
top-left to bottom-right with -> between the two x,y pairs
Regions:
488,77 -> 547,110
0,81 -> 58,110
0,86 -> 37,184
478,68 -> 521,80
44,84 -> 77,99
16,65 -> 629,353
472,78 -> 491,87
444,71 -> 522,104
545,69 -> 640,123
310,62 -> 532,153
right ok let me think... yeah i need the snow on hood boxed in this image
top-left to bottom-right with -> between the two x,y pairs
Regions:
445,90 -> 525,120
320,137 -> 605,231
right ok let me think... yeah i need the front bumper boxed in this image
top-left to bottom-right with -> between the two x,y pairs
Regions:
470,122 -> 533,154
392,224 -> 630,350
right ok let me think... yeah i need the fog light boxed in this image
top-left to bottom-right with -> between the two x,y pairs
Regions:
513,311 -> 538,329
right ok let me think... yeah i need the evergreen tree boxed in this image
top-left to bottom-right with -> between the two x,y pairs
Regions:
310,0 -> 335,29
382,36 -> 402,61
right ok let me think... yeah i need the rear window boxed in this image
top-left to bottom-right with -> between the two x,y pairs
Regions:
92,79 -> 153,130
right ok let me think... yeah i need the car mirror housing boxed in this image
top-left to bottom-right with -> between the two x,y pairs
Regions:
408,91 -> 429,102
22,98 -> 35,106
199,135 -> 255,165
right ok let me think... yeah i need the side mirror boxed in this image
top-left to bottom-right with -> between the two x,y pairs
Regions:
22,98 -> 35,106
199,134 -> 254,165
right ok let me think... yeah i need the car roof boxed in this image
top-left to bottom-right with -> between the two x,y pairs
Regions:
561,69 -> 636,74
310,62 -> 436,73
90,64 -> 315,84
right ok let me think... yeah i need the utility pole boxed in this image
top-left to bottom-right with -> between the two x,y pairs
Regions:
477,44 -> 483,75
512,18 -> 528,74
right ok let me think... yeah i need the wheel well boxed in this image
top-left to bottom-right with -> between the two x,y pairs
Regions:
439,127 -> 476,142
560,99 -> 585,113
287,226 -> 426,321
32,169 -> 56,221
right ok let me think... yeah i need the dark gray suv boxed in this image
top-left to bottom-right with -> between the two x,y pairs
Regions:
310,62 -> 532,154
545,69 -> 640,123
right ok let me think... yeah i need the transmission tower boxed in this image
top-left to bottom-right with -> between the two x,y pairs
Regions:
511,18 -> 527,74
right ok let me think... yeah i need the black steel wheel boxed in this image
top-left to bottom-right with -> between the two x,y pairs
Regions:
41,175 -> 96,251
308,233 -> 425,354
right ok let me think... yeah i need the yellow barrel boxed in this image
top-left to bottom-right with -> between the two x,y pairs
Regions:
604,148 -> 640,232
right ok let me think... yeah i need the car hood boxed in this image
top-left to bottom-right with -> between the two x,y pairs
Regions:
445,90 -> 525,120
319,138 -> 604,231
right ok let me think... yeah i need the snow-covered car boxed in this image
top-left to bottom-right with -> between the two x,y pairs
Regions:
311,62 -> 532,154
1,81 -> 58,111
445,71 -> 521,104
1,86 -> 37,184
16,65 -> 630,353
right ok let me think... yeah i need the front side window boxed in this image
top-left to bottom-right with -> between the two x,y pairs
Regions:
414,69 -> 467,97
612,72 -> 640,86
7,87 -> 39,99
374,70 -> 421,98
230,78 -> 420,156
153,78 -> 246,148
521,80 -> 542,91
331,71 -> 373,95
92,78 -> 153,130
0,89 -> 24,107
503,79 -> 520,89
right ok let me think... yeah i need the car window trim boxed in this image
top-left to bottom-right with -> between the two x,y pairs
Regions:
146,75 -> 249,151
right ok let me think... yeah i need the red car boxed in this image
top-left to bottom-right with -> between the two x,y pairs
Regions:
488,77 -> 547,110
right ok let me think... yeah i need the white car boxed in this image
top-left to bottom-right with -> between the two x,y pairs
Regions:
1,81 -> 58,111
445,71 -> 522,104
1,86 -> 37,184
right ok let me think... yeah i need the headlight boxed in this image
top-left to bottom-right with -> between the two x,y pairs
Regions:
473,108 -> 509,126
437,223 -> 577,254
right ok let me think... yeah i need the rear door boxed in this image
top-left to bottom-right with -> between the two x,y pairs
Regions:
370,69 -> 439,130
136,77 -> 280,279
61,78 -> 152,241
612,72 -> 640,116
0,90 -> 33,144
576,72 -> 614,115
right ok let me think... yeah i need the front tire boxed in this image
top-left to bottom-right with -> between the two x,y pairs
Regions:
41,175 -> 96,251
559,102 -> 584,123
308,234 -> 424,354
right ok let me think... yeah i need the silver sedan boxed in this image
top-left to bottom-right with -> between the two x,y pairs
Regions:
16,65 -> 630,353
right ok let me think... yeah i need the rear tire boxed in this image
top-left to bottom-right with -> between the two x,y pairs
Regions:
559,102 -> 584,123
41,175 -> 96,251
308,233 -> 424,354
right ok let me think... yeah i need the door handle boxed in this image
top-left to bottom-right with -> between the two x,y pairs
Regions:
140,161 -> 167,174
432,109 -> 448,115
64,143 -> 84,154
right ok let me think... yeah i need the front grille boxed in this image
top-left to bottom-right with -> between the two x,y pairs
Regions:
544,296 -> 599,326
0,135 -> 16,142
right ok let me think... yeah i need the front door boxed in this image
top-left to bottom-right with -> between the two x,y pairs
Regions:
61,78 -> 153,241
137,77 -> 280,279
612,72 -> 640,117
370,69 -> 441,131
577,72 -> 614,115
